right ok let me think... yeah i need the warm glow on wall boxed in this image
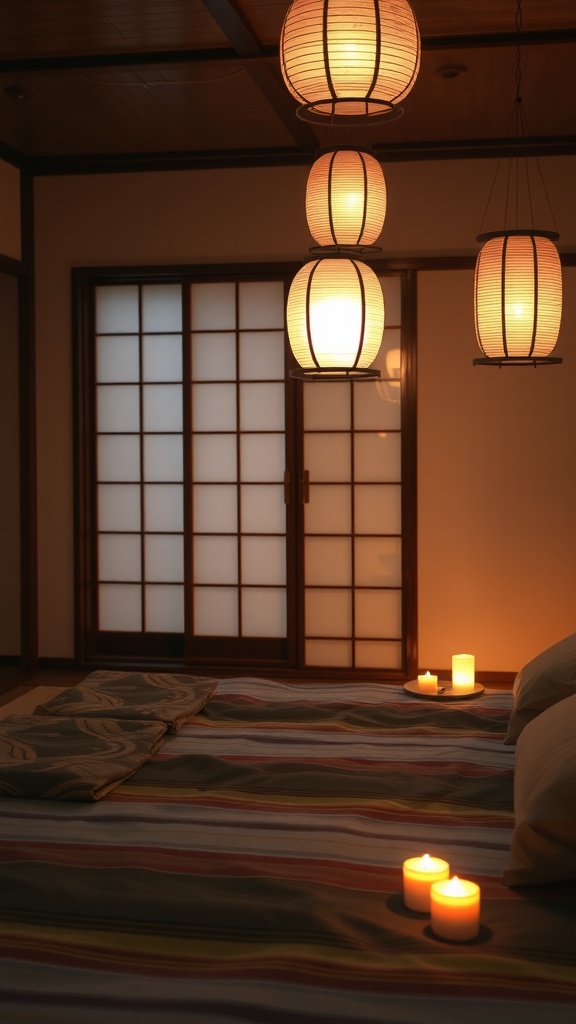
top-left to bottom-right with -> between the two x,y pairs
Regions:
286,257 -> 384,378
280,0 -> 421,123
474,230 -> 562,364
306,148 -> 387,251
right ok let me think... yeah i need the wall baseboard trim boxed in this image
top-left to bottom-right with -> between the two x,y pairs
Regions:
37,657 -> 80,671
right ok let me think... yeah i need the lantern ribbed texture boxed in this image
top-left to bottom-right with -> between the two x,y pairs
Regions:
280,0 -> 421,120
306,149 -> 387,247
286,257 -> 384,370
474,232 -> 562,359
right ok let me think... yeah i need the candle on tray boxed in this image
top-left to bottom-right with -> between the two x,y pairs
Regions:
451,654 -> 475,693
417,671 -> 438,694
430,876 -> 481,941
402,854 -> 450,912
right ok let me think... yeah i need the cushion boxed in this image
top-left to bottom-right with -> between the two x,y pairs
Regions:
505,632 -> 576,744
503,691 -> 576,886
34,670 -> 218,733
0,715 -> 167,801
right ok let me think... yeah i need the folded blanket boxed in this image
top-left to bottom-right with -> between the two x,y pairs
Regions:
0,715 -> 167,801
34,670 -> 218,733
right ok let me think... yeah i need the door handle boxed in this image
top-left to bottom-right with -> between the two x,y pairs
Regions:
284,469 -> 309,503
284,470 -> 291,504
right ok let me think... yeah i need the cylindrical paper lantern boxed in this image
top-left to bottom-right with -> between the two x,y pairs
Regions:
474,230 -> 562,363
306,148 -> 387,250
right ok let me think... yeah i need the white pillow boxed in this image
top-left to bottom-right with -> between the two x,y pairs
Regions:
503,691 -> 576,886
505,632 -> 576,744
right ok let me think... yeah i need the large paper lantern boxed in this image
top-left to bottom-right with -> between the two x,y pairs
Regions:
280,0 -> 421,123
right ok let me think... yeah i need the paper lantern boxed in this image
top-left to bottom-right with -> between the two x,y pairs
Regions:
306,148 -> 386,251
286,257 -> 384,379
474,230 -> 562,365
280,0 -> 421,123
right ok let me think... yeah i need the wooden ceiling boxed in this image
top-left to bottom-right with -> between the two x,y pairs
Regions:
0,0 -> 574,174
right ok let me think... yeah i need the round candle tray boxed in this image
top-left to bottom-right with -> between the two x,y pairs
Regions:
403,680 -> 485,700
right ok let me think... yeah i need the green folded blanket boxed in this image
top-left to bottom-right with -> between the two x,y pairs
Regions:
34,670 -> 218,733
0,715 -> 168,801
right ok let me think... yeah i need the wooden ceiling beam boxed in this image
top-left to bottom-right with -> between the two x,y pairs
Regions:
200,0 -> 263,57
0,29 -> 574,75
199,0 -> 317,152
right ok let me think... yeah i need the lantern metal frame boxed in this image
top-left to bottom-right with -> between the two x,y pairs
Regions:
295,99 -> 405,127
289,366 -> 382,380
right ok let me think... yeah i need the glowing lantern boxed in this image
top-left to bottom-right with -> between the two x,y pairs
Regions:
286,257 -> 384,379
306,148 -> 386,251
474,230 -> 562,365
280,0 -> 421,123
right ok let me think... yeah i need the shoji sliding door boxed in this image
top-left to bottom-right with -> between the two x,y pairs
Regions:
302,276 -> 407,671
188,279 -> 290,662
83,272 -> 292,665
74,265 -> 416,677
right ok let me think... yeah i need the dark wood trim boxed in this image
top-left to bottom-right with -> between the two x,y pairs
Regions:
423,29 -> 576,51
0,252 -> 26,276
373,135 -> 576,163
0,144 -> 31,174
201,0 -> 263,57
28,658 -> 518,689
72,269 -> 100,664
283,282 -> 302,669
0,47 -> 280,75
18,657 -> 513,688
0,29 -> 572,76
28,135 -> 576,177
400,269 -> 418,680
19,170 -> 37,672
68,253 -> 576,282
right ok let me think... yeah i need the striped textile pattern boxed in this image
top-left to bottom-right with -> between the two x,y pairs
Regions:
1,678 -> 575,1023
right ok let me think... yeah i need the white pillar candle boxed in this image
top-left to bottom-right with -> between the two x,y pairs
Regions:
402,854 -> 450,912
451,654 -> 475,693
417,671 -> 438,693
430,876 -> 481,941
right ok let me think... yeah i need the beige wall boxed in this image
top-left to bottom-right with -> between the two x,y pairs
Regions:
33,157 -> 576,670
418,267 -> 576,673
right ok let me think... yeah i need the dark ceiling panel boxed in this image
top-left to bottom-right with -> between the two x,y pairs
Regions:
0,0 -> 230,57
0,0 -> 573,172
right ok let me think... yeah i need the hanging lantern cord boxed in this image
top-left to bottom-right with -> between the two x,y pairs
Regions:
478,0 -> 559,238
473,0 -> 563,369
512,0 -> 558,235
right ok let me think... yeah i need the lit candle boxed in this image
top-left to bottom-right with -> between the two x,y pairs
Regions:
451,654 -> 475,693
417,671 -> 438,694
430,876 -> 481,941
402,854 -> 450,912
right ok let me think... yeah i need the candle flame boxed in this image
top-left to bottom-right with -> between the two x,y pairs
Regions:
445,875 -> 465,895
